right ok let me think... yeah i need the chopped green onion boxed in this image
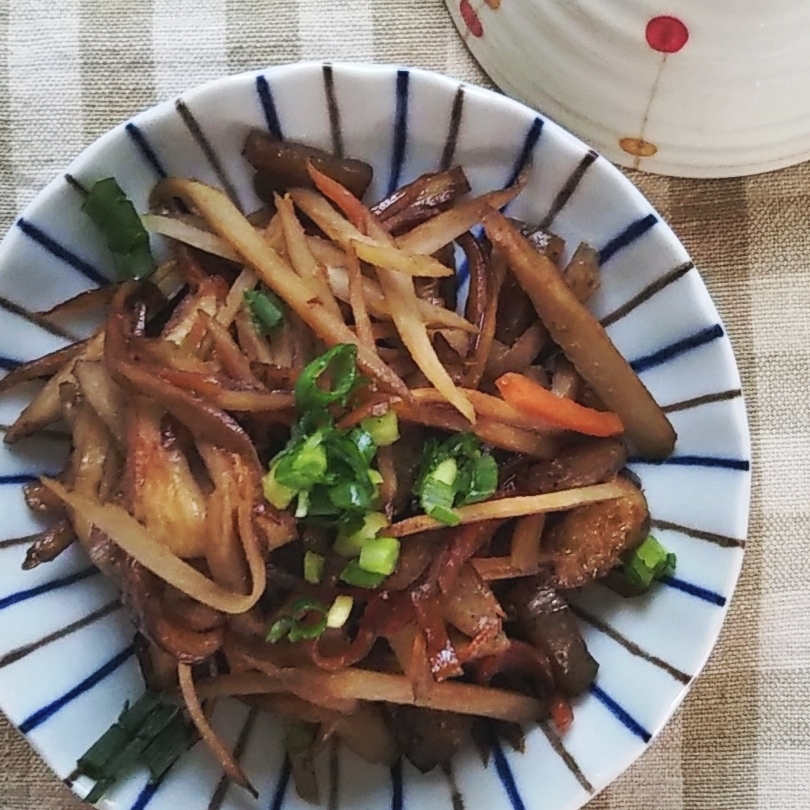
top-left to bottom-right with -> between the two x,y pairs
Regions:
295,489 -> 311,519
460,454 -> 499,506
75,691 -> 195,803
619,535 -> 677,593
418,473 -> 460,526
334,512 -> 389,557
349,426 -> 377,463
262,464 -> 297,510
287,596 -> 328,642
274,432 -> 328,491
245,288 -> 285,334
339,559 -> 388,588
413,433 -> 498,526
303,551 -> 325,584
358,536 -> 400,576
269,597 -> 329,644
295,343 -> 360,412
82,178 -> 155,280
326,595 -> 354,629
267,616 -> 294,643
361,410 -> 400,446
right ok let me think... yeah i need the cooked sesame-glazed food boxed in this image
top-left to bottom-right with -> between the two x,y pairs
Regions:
1,130 -> 676,803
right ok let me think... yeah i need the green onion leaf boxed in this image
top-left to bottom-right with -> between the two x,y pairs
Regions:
339,559 -> 388,588
245,288 -> 285,334
262,464 -> 297,510
348,426 -> 377,464
334,511 -> 389,558
360,410 -> 400,446
287,596 -> 328,642
142,714 -> 197,783
358,536 -> 400,576
75,691 -> 195,804
413,433 -> 497,525
274,432 -> 328,490
618,535 -> 677,594
460,453 -> 499,505
303,551 -> 325,584
267,616 -> 294,643
82,178 -> 155,280
295,343 -> 360,411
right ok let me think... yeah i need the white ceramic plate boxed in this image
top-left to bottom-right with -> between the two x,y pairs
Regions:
0,62 -> 750,810
445,0 -> 810,177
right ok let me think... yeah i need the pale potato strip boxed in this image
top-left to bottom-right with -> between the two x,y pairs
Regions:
395,182 -> 525,255
41,478 -> 265,614
142,213 -> 241,262
324,262 -> 476,332
275,193 -> 343,321
364,216 -> 475,422
350,238 -> 453,278
152,179 -> 409,400
218,267 -> 259,327
291,184 -> 475,420
388,480 -> 628,537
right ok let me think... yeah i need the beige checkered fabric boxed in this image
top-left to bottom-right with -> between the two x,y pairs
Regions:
0,1 -> 807,808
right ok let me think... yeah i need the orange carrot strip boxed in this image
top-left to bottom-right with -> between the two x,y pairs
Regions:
495,372 -> 624,437
307,161 -> 369,231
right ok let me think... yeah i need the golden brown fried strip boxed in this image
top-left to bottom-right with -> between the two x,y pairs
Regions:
154,178 -> 410,401
178,663 -> 257,797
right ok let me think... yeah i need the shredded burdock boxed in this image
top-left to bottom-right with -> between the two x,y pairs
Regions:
1,130 -> 678,803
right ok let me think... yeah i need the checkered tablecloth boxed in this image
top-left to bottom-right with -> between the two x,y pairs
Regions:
0,2 -> 807,808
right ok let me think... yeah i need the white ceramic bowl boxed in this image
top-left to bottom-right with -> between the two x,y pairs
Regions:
0,62 -> 750,810
446,0 -> 810,177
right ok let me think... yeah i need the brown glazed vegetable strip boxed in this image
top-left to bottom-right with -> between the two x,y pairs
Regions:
0,339 -> 90,394
345,245 -> 376,350
482,209 -> 676,458
178,663 -> 257,797
463,249 -> 507,388
151,179 -> 410,402
459,231 -> 487,331
410,387 -> 560,434
395,180 -> 526,256
394,400 -> 558,458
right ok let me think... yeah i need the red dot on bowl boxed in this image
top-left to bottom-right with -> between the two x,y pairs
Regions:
645,16 -> 689,54
460,0 -> 484,38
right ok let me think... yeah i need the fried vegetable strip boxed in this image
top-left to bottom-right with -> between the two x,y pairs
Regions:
396,180 -> 526,256
299,168 -> 475,422
482,210 -> 676,458
178,663 -> 257,797
152,178 -> 410,402
42,479 -> 266,614
388,480 -> 628,536
197,668 -> 544,723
